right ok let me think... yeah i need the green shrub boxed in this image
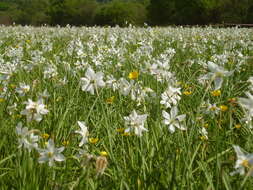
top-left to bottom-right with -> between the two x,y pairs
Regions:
94,0 -> 147,26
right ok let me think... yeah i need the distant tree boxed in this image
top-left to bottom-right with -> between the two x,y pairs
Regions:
64,0 -> 98,26
95,0 -> 147,26
147,0 -> 176,25
48,0 -> 68,25
11,0 -> 50,25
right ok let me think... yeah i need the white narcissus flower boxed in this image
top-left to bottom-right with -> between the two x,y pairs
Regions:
75,121 -> 89,147
248,77 -> 253,91
15,83 -> 30,96
200,127 -> 208,139
20,98 -> 49,122
16,122 -> 39,152
160,86 -> 181,108
118,78 -> 143,101
80,67 -> 105,95
162,107 -> 186,133
124,110 -> 148,136
230,145 -> 253,176
38,139 -> 65,167
106,75 -> 119,91
43,65 -> 58,79
238,91 -> 253,117
198,61 -> 233,90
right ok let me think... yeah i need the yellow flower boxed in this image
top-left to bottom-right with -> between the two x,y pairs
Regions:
89,138 -> 99,144
211,90 -> 221,97
128,71 -> 139,80
106,96 -> 115,104
200,135 -> 208,141
42,133 -> 50,140
0,98 -> 5,103
100,151 -> 108,156
122,132 -> 131,136
183,91 -> 192,95
228,98 -> 237,106
116,128 -> 125,133
204,123 -> 209,128
62,140 -> 69,146
235,124 -> 241,129
219,105 -> 228,112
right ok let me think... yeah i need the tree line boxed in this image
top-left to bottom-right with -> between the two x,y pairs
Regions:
0,0 -> 252,26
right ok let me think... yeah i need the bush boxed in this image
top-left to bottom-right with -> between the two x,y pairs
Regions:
64,0 -> 98,26
94,0 -> 147,26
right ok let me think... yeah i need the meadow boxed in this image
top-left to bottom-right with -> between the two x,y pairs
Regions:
0,26 -> 253,189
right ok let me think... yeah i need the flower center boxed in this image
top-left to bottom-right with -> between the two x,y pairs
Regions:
47,152 -> 53,158
242,160 -> 250,168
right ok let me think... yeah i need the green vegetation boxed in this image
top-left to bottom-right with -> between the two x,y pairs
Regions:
0,0 -> 252,26
0,26 -> 253,189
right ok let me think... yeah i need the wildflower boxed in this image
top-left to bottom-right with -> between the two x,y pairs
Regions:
230,145 -> 253,176
96,156 -> 108,176
116,128 -> 125,133
43,65 -> 58,79
75,121 -> 89,147
160,86 -> 181,108
38,89 -> 50,99
7,103 -> 17,115
122,132 -> 131,136
211,90 -> 221,97
80,67 -> 105,95
124,110 -> 148,136
106,75 -> 119,91
199,127 -> 208,140
199,61 -> 233,90
16,122 -> 39,152
183,91 -> 192,96
235,124 -> 242,129
20,98 -> 49,122
42,133 -> 50,140
128,71 -> 139,80
15,83 -> 30,96
219,105 -> 228,112
38,139 -> 65,167
100,151 -> 108,156
228,97 -> 237,106
62,140 -> 69,146
238,92 -> 253,117
106,96 -> 115,104
201,101 -> 220,116
89,138 -> 99,144
162,107 -> 186,133
118,78 -> 140,100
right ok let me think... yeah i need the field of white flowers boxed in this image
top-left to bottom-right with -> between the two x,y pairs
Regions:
0,25 -> 253,189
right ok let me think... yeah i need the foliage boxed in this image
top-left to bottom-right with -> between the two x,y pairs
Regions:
0,0 -> 252,27
94,0 -> 146,26
0,26 -> 253,189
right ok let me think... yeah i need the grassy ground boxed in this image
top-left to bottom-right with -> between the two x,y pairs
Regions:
0,26 -> 253,189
